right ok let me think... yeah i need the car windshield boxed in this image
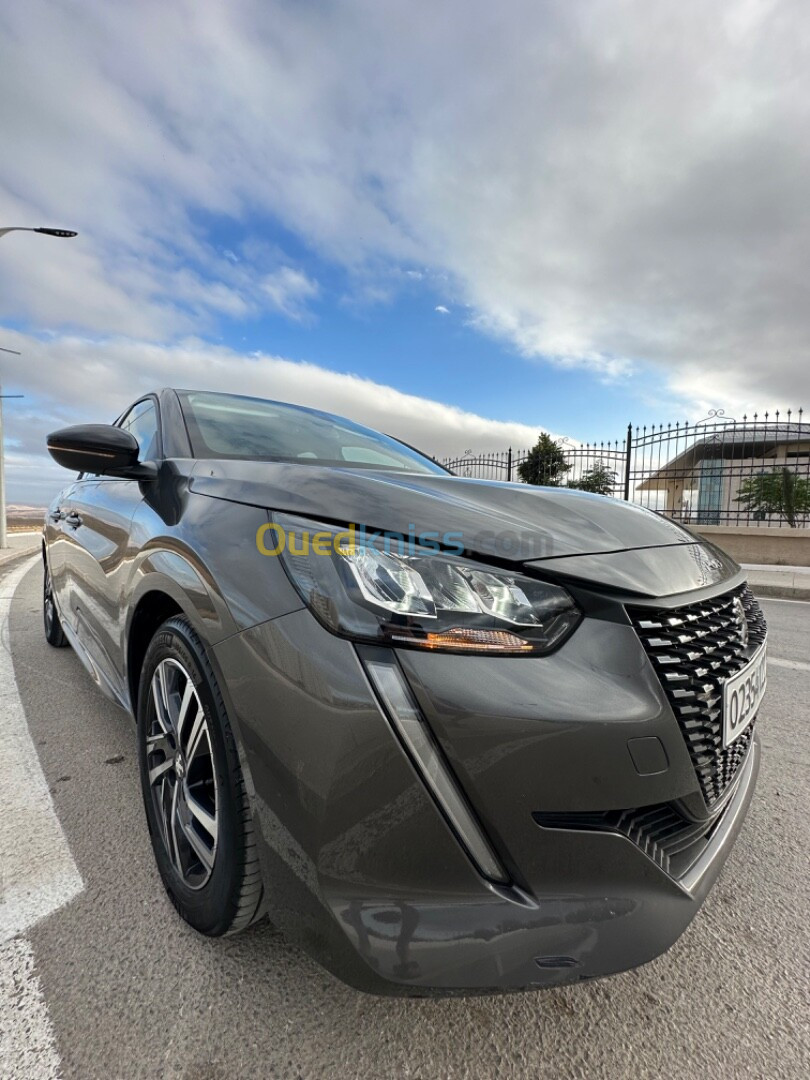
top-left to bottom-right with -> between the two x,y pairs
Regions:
178,390 -> 446,474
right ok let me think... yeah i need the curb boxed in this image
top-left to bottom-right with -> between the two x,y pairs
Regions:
749,584 -> 810,602
0,546 -> 40,574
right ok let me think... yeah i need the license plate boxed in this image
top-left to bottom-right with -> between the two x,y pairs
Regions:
723,643 -> 767,747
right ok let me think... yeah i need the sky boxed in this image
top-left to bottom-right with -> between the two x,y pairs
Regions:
1,0 -> 809,504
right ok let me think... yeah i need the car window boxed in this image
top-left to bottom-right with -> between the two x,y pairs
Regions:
178,390 -> 446,474
339,445 -> 410,467
119,399 -> 160,461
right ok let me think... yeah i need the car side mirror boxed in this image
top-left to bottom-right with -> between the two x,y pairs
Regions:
46,424 -> 158,479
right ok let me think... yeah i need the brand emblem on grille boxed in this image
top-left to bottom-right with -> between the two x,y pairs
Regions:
733,596 -> 749,648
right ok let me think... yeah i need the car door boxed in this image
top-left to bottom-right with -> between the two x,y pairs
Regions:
62,397 -> 161,703
45,480 -> 79,618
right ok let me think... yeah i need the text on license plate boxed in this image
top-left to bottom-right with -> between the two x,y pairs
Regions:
723,644 -> 767,748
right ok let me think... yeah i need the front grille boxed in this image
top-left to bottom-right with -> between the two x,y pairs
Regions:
628,584 -> 766,807
533,803 -> 721,879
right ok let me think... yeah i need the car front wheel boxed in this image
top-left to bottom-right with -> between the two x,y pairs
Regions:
136,616 -> 264,936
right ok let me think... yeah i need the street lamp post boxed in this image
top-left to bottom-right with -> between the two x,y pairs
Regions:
0,391 -> 24,548
0,225 -> 77,547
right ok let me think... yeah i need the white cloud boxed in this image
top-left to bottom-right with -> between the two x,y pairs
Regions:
435,305 -> 450,315
2,0 -> 810,410
260,266 -> 319,321
0,331 -> 558,504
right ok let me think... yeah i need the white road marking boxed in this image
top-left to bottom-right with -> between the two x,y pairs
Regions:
0,556 -> 84,942
769,657 -> 810,673
0,937 -> 61,1080
0,557 -> 84,1078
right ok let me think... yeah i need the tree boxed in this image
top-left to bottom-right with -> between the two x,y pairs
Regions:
734,468 -> 810,527
568,461 -> 617,496
517,433 -> 572,486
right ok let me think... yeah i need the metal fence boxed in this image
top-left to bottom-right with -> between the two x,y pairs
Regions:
440,409 -> 810,528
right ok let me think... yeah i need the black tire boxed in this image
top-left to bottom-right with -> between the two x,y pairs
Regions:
136,616 -> 264,936
43,562 -> 68,648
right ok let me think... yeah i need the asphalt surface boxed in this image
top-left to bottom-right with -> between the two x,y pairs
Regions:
2,557 -> 809,1079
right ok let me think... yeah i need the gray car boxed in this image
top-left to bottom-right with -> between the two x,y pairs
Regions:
43,388 -> 767,994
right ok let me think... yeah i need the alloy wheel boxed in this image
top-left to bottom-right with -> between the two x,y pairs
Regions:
44,569 -> 56,636
146,658 -> 219,889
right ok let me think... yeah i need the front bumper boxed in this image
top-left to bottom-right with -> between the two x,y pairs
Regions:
212,588 -> 761,995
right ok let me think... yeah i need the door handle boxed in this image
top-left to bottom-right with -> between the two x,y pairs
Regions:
64,511 -> 82,528
49,508 -> 64,522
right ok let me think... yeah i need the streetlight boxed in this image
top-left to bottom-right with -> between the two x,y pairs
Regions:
0,392 -> 24,548
0,227 -> 78,239
0,225 -> 77,547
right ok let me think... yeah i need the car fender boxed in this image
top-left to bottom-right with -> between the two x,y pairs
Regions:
126,546 -> 239,647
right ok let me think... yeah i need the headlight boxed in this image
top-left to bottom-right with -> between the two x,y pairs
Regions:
271,513 -> 580,655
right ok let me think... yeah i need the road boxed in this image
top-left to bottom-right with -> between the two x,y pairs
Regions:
1,556 -> 809,1079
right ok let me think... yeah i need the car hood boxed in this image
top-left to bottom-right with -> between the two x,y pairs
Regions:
187,459 -> 723,572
